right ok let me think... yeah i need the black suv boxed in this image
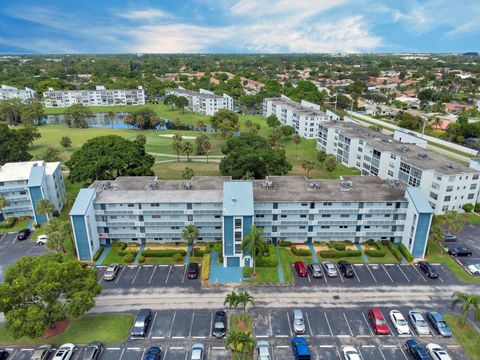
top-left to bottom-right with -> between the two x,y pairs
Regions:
16,228 -> 31,241
187,263 -> 199,279
131,309 -> 152,337
338,260 -> 354,278
0,349 -> 9,360
418,261 -> 439,279
212,311 -> 227,338
448,247 -> 472,257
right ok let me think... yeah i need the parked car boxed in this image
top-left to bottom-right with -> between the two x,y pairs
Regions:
418,261 -> 439,279
143,347 -> 161,360
190,344 -> 204,360
291,337 -> 311,360
409,310 -> 430,335
467,263 -> 480,274
426,343 -> 451,360
30,345 -> 52,360
16,228 -> 31,241
52,344 -> 75,360
103,264 -> 120,281
83,342 -> 103,360
322,261 -> 338,277
342,347 -> 363,360
368,307 -> 389,335
307,263 -> 323,278
256,340 -> 271,360
444,233 -> 457,242
187,263 -> 199,279
294,261 -> 308,277
338,260 -> 354,278
36,234 -> 48,245
292,309 -> 305,334
426,311 -> 452,337
448,247 -> 472,256
212,311 -> 227,338
0,349 -> 9,360
131,309 -> 152,337
390,310 -> 410,335
404,339 -> 431,360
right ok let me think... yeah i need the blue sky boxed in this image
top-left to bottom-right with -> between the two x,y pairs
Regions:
0,0 -> 479,54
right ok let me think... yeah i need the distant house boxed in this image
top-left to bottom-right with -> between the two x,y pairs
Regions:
165,87 -> 233,116
444,103 -> 473,114
0,85 -> 36,101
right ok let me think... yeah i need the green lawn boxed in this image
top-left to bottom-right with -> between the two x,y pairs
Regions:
152,161 -> 221,179
278,247 -> 313,284
101,246 -> 133,265
444,315 -> 480,360
466,213 -> 480,224
0,314 -> 133,345
0,217 -> 31,234
243,267 -> 279,283
229,313 -> 254,360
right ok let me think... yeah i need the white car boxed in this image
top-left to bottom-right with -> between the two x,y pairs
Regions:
467,263 -> 480,274
256,340 -> 271,360
389,310 -> 410,335
190,343 -> 204,360
409,310 -> 430,335
52,344 -> 75,360
343,346 -> 363,360
426,343 -> 452,360
36,235 -> 48,245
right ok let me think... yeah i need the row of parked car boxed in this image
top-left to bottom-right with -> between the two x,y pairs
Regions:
0,342 -> 103,360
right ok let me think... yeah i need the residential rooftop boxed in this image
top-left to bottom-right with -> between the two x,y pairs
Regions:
322,120 -> 476,175
89,175 -> 407,203
168,87 -> 224,100
265,96 -> 325,117
0,161 -> 60,182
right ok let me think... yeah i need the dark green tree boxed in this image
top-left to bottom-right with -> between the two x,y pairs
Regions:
0,123 -> 35,165
164,94 -> 177,110
64,104 -> 92,128
174,96 -> 189,113
266,114 -> 280,128
38,147 -> 60,162
125,108 -> 159,130
20,101 -> 45,125
60,136 -> 72,148
66,135 -> 154,182
210,109 -> 240,138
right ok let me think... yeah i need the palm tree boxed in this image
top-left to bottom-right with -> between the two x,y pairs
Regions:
302,160 -> 314,176
172,134 -> 183,162
196,119 -> 206,131
183,141 -> 194,162
241,225 -> 268,276
107,111 -> 115,129
225,331 -> 255,358
0,195 -> 7,221
182,224 -> 199,245
223,290 -> 239,312
451,291 -> 480,328
63,192 -> 76,210
45,231 -> 66,253
237,291 -> 254,322
433,117 -> 442,131
203,137 -> 211,164
293,134 -> 301,159
36,199 -> 55,219
44,218 -> 68,253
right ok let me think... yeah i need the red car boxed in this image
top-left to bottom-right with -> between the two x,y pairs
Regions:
294,261 -> 308,277
368,307 -> 389,335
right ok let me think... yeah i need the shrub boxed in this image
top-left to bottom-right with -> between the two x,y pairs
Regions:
290,245 -> 311,256
112,241 -> 127,250
381,241 -> 403,261
193,247 -> 205,257
278,240 -> 292,247
123,253 -> 135,263
138,256 -> 145,264
318,250 -> 362,258
463,203 -> 474,213
475,202 -> 480,212
398,243 -> 414,262
141,249 -> 187,257
0,217 -> 17,229
256,245 -> 278,267
172,253 -> 184,263
118,249 -> 138,257
92,246 -> 105,261
333,243 -> 346,251
201,254 -> 210,282
365,249 -> 386,257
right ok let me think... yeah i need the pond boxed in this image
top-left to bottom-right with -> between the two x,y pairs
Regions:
41,113 -> 215,132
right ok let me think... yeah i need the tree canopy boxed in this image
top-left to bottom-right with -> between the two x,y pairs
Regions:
0,123 -> 39,165
124,108 -> 160,129
64,104 -> 92,128
66,135 -> 155,182
210,109 -> 240,138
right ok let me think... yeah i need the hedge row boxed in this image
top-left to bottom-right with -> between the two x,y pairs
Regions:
0,217 -> 17,229
290,245 -> 311,257
398,244 -> 414,262
364,249 -> 385,257
318,250 -> 362,258
141,249 -> 187,257
123,253 -> 135,263
118,249 -> 138,257
381,241 -> 403,262
201,254 -> 210,282
192,246 -> 211,257
112,241 -> 127,250
278,240 -> 292,247
256,246 -> 278,267
92,246 -> 104,262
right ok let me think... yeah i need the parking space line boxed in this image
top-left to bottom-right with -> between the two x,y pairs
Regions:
148,311 -> 157,338
343,312 -> 353,336
335,347 -> 342,360
286,312 -> 293,336
8,349 -> 17,360
307,273 -> 311,283
378,348 -> 387,360
168,311 -> 176,338
165,266 -> 172,284
366,265 -> 377,282
189,312 -> 195,338
324,312 -> 333,336
412,264 -> 427,282
148,265 -> 157,285
397,264 -> 410,282
305,312 -> 313,337
351,265 -> 361,283
131,266 -> 141,284
314,346 -> 320,360
268,311 -> 273,336
381,264 -> 394,282
163,348 -> 168,360
182,266 -> 187,284
114,266 -> 126,284
141,348 -> 146,360
118,348 -> 125,360
209,312 -> 213,338
362,312 -> 374,336
399,346 -> 409,360
336,265 -> 344,283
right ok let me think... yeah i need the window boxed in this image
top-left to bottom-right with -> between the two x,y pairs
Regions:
215,215 -> 221,218
470,184 -> 477,190
151,203 -> 159,207
320,225 -> 330,229
429,192 -> 438,200
468,193 -> 475,199
301,203 -> 308,206
340,214 -> 349,218
187,203 -> 192,210
339,225 -> 348,229
281,215 -> 287,218
446,186 -> 453,192
272,226 -> 277,232
444,196 -> 451,202
390,154 -> 396,160
300,214 -> 307,218
322,214 -> 331,218
187,215 -> 193,221
473,174 -> 479,180
128,204 -> 134,207
235,218 -> 242,228
152,215 -> 161,219
387,170 -> 394,177
273,202 -> 278,209
19,191 -> 26,195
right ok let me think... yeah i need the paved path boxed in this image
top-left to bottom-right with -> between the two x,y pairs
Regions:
275,246 -> 286,283
356,243 -> 369,263
134,244 -> 145,264
95,245 -> 110,265
308,242 -> 319,264
184,243 -> 193,265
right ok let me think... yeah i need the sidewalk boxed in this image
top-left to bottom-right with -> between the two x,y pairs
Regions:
134,244 -> 145,264
208,250 -> 242,284
356,243 -> 369,263
275,246 -> 286,283
95,245 -> 111,265
308,242 -> 319,264
184,243 -> 193,265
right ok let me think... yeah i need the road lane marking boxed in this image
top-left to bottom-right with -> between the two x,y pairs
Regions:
366,265 -> 377,282
343,312 -> 354,336
114,266 -> 126,284
165,265 -> 172,284
131,266 -> 141,284
381,264 -> 394,282
148,265 -> 157,285
397,264 -> 410,282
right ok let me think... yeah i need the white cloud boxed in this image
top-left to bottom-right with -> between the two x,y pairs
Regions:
118,9 -> 171,21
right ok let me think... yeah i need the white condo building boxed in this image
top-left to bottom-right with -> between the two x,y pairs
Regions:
317,120 -> 480,214
165,87 -> 233,116
0,85 -> 36,101
43,86 -> 145,108
263,95 -> 328,139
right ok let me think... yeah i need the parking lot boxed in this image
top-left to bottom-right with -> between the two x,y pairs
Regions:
291,262 -> 457,286
450,222 -> 480,272
96,264 -> 201,290
0,231 -> 47,281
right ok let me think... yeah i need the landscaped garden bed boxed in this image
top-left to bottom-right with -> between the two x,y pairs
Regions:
102,242 -> 139,264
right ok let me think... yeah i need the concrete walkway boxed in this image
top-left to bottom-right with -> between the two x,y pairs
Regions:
185,243 -> 193,265
275,246 -> 286,283
95,245 -> 111,265
356,243 -> 369,263
134,244 -> 145,264
308,242 -> 319,264
208,250 -> 242,284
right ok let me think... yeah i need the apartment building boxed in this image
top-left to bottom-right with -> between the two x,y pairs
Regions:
263,95 -> 327,139
0,85 -> 36,100
70,175 -> 432,264
165,87 -> 233,116
0,161 -> 66,224
43,85 -> 145,108
317,120 -> 480,214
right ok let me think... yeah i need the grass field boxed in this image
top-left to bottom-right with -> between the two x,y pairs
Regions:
243,266 -> 279,283
444,315 -> 480,360
0,314 -> 133,345
0,217 -> 31,234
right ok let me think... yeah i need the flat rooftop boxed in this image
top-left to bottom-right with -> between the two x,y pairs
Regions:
89,175 -> 407,203
265,97 -> 325,117
0,161 -> 59,182
322,121 -> 476,175
169,88 -> 223,100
